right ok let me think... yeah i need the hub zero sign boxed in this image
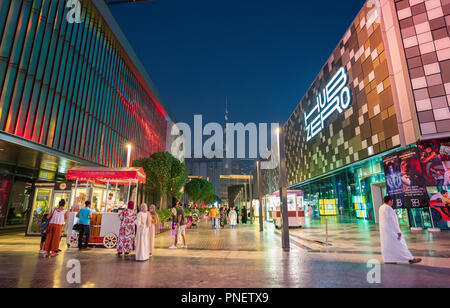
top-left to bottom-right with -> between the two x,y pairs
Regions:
304,67 -> 352,142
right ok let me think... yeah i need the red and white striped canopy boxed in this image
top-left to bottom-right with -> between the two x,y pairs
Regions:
66,167 -> 146,184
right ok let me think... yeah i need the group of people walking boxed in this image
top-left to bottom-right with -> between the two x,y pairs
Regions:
116,201 -> 159,262
39,200 -> 159,262
39,194 -> 423,266
209,205 -> 239,229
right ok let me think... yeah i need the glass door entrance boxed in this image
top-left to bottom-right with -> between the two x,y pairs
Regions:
28,188 -> 52,234
52,192 -> 71,210
27,188 -> 71,235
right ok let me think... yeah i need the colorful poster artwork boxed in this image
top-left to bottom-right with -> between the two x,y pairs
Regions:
382,153 -> 404,209
418,140 -> 450,187
427,187 -> 450,222
398,148 -> 429,209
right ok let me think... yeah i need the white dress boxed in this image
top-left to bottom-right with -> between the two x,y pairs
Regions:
379,204 -> 413,263
229,211 -> 237,226
149,221 -> 156,256
135,212 -> 150,261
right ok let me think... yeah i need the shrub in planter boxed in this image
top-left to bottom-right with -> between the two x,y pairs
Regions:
156,209 -> 172,224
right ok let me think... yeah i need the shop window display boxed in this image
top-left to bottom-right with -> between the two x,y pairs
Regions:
319,199 -> 337,216
0,175 -> 12,227
28,188 -> 52,234
5,179 -> 32,227
294,156 -> 388,224
353,196 -> 368,219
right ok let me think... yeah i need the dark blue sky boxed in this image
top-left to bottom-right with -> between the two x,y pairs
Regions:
110,0 -> 366,127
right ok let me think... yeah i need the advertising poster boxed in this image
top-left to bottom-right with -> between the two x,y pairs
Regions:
418,139 -> 450,226
398,148 -> 429,209
427,187 -> 450,222
382,152 -> 404,209
418,140 -> 450,186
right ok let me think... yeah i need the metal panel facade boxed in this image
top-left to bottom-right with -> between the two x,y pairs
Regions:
0,0 -> 167,167
285,2 -> 401,186
394,0 -> 450,136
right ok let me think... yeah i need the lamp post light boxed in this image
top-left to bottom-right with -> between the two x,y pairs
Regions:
126,144 -> 132,168
277,127 -> 290,251
249,175 -> 253,224
257,161 -> 264,232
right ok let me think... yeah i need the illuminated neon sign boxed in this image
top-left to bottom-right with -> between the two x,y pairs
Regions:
305,67 -> 352,142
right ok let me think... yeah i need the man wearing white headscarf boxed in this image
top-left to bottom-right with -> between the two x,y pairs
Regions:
379,196 -> 422,265
135,203 -> 150,261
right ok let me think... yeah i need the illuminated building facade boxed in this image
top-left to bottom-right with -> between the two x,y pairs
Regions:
284,0 -> 450,228
0,0 -> 171,231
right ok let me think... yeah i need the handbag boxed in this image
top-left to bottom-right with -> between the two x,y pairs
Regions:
73,223 -> 80,231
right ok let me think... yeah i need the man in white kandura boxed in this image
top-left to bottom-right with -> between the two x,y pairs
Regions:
379,196 -> 422,265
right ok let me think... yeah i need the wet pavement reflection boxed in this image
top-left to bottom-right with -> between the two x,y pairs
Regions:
0,221 -> 449,288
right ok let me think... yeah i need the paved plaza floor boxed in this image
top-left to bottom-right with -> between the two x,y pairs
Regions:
0,220 -> 449,288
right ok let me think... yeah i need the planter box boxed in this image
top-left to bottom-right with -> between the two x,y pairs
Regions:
156,222 -> 172,234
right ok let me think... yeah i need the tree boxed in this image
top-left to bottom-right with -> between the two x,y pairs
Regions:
168,162 -> 189,201
204,193 -> 220,205
185,178 -> 216,205
133,152 -> 188,209
184,178 -> 202,204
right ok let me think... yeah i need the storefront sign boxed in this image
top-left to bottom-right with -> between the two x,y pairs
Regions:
38,170 -> 56,181
55,182 -> 72,191
305,67 -> 352,142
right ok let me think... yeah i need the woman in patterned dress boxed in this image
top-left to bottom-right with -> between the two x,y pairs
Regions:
220,207 -> 227,229
117,201 -> 137,256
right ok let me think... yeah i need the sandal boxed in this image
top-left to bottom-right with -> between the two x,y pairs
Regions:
409,258 -> 422,264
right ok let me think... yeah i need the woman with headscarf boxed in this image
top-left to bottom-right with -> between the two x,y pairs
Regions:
117,201 -> 137,256
148,204 -> 159,257
229,207 -> 238,229
220,207 -> 227,229
241,206 -> 248,224
135,203 -> 150,261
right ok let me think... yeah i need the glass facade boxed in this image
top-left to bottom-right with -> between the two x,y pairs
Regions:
277,0 -> 450,231
285,3 -> 401,187
0,0 -> 167,166
294,155 -> 385,223
0,0 -> 170,231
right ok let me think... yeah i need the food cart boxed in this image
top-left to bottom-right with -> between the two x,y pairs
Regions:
267,190 -> 305,228
65,167 -> 146,249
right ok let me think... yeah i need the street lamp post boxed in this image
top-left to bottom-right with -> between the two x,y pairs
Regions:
126,144 -> 132,168
249,175 -> 253,224
277,127 -> 290,251
257,161 -> 264,232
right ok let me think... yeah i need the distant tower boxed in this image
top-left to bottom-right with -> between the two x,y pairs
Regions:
225,96 -> 229,123
224,97 -> 231,171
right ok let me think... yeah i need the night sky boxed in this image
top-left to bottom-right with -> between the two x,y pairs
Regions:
109,0 -> 366,127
